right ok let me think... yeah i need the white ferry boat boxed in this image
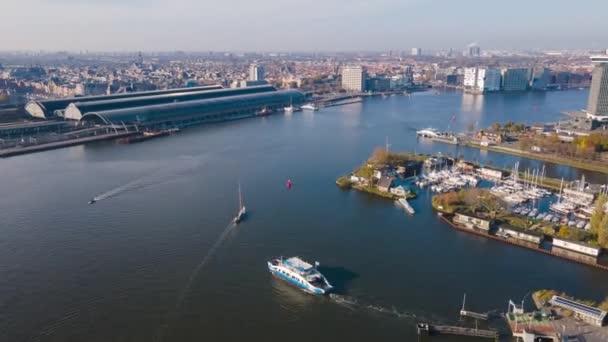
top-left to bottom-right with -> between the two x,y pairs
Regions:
267,257 -> 333,295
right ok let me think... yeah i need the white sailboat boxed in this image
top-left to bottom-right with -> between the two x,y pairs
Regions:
233,183 -> 246,223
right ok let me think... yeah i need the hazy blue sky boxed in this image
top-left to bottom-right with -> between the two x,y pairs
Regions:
1,0 -> 606,51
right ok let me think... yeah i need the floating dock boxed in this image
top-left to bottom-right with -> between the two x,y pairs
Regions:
417,323 -> 497,339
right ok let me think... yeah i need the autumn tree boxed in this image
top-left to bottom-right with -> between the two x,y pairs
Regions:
590,194 -> 607,235
598,212 -> 608,248
368,147 -> 389,165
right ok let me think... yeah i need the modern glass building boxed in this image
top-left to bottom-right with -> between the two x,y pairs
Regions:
586,56 -> 608,119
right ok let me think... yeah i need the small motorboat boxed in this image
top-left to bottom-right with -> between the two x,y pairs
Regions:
88,199 -> 97,205
233,183 -> 246,224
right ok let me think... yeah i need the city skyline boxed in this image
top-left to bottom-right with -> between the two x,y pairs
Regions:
2,0 -> 607,51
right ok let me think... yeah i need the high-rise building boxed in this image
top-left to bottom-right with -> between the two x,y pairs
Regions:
501,68 -> 531,91
341,65 -> 367,92
467,44 -> 481,57
586,56 -> 608,119
249,64 -> 265,81
463,67 -> 501,93
530,67 -> 550,90
411,48 -> 422,56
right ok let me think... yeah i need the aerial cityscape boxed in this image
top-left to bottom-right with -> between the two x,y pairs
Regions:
2,1 -> 608,341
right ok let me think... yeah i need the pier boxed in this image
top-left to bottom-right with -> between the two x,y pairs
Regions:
417,323 -> 497,339
460,293 -> 489,320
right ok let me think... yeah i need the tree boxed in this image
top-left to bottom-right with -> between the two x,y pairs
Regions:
557,226 -> 570,239
598,212 -> 608,248
491,122 -> 501,132
368,147 -> 389,165
590,194 -> 607,235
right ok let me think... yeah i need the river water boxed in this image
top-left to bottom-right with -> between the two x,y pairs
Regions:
1,89 -> 607,342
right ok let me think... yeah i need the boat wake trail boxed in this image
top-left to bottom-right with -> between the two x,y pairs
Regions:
329,294 -> 443,322
157,221 -> 237,341
91,158 -> 204,202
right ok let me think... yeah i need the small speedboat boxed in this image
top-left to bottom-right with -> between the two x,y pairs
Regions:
233,183 -> 246,224
88,199 -> 96,205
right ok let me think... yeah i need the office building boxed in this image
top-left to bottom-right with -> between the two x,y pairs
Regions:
467,44 -> 481,57
341,65 -> 366,92
411,48 -> 422,56
530,67 -> 550,90
463,67 -> 501,93
586,56 -> 608,120
501,68 -> 531,91
249,64 -> 265,81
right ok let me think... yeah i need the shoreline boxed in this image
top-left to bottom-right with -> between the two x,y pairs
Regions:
436,213 -> 608,272
461,141 -> 608,174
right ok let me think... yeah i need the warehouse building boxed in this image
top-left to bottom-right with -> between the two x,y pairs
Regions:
63,85 -> 276,120
25,85 -> 223,119
80,90 -> 304,127
549,296 -> 606,327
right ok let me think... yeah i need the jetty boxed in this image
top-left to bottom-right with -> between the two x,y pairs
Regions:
416,323 -> 497,339
460,293 -> 489,320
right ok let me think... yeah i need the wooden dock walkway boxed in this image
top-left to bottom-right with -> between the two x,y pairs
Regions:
417,323 -> 497,339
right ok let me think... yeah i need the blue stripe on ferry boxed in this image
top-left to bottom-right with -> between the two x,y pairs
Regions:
271,268 -> 309,291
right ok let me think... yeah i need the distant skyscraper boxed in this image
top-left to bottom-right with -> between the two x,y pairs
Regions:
249,64 -> 265,81
463,67 -> 500,93
586,56 -> 608,118
467,44 -> 481,57
341,65 -> 366,92
501,68 -> 530,91
411,48 -> 422,56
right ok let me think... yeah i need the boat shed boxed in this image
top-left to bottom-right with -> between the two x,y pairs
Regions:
454,212 -> 492,231
63,85 -> 276,121
549,296 -> 607,327
80,90 -> 304,126
497,225 -> 543,245
24,85 -> 223,119
551,237 -> 601,264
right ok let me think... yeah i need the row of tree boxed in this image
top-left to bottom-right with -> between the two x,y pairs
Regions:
590,194 -> 608,248
490,121 -> 526,134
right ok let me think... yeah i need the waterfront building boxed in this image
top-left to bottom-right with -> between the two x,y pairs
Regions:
453,212 -> 491,231
463,67 -> 501,93
25,85 -> 223,119
585,56 -> 608,120
64,85 -> 275,121
530,67 -> 550,90
411,48 -> 422,56
249,64 -> 265,81
79,89 -> 304,126
477,167 -> 503,180
366,77 -> 391,92
497,225 -> 543,246
377,176 -> 394,192
501,68 -> 531,91
341,65 -> 366,92
551,238 -> 601,264
549,296 -> 607,327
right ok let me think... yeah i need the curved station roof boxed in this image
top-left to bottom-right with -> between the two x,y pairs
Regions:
25,84 -> 223,119
81,90 -> 304,125
64,85 -> 276,120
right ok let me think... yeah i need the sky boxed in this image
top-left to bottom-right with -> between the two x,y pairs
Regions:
1,0 -> 606,52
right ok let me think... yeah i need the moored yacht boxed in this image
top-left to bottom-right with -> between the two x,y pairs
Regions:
301,103 -> 318,111
267,256 -> 333,295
